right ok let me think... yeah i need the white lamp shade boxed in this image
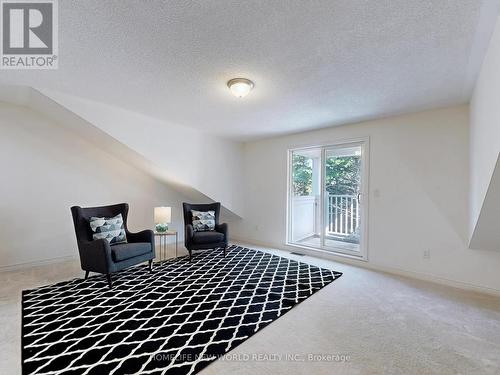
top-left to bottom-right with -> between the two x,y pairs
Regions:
154,207 -> 171,224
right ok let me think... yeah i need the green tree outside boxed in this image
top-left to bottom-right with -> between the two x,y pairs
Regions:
292,154 -> 313,196
292,154 -> 360,196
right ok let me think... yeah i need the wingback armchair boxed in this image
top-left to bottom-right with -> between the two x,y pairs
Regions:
70,203 -> 155,288
183,202 -> 228,261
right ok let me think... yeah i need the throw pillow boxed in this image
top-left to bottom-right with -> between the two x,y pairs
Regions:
89,214 -> 127,245
191,210 -> 215,232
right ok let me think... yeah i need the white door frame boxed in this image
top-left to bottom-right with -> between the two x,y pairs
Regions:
286,137 -> 370,261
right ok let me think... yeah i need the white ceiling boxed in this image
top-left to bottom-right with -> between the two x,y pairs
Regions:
1,0 -> 499,141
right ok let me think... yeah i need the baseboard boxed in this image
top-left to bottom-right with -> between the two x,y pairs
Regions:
364,261 -> 500,297
230,236 -> 500,298
0,254 -> 79,272
5,239 -> 500,297
0,242 -> 189,273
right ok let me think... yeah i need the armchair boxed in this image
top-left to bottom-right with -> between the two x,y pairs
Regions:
183,202 -> 228,261
70,203 -> 155,288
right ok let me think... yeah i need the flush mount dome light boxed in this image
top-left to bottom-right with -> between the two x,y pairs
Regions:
227,78 -> 254,98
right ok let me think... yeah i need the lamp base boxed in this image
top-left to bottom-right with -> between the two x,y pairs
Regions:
155,223 -> 168,232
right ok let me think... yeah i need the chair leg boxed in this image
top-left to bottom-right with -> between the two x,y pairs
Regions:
84,270 -> 89,280
188,250 -> 192,263
148,259 -> 153,273
223,246 -> 227,257
106,274 -> 113,289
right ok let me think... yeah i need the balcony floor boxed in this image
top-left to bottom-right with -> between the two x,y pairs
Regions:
296,235 -> 360,252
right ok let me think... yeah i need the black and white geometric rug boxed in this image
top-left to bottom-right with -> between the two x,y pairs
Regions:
22,245 -> 342,375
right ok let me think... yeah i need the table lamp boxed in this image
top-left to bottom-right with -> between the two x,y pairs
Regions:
154,206 -> 171,232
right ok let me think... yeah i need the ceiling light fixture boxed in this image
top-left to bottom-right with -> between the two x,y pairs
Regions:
227,78 -> 254,98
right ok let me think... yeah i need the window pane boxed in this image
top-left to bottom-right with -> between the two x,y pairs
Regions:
292,153 -> 313,196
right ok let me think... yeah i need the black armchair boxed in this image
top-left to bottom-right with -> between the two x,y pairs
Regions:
70,203 -> 155,288
183,202 -> 228,261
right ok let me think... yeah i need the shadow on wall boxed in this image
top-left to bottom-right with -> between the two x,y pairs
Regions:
0,103 -> 191,267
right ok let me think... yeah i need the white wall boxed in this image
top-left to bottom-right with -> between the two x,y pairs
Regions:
233,106 -> 500,293
469,15 -> 500,237
0,103 -> 188,268
39,89 -> 245,217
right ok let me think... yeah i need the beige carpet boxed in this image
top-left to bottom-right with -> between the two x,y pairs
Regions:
1,243 -> 500,375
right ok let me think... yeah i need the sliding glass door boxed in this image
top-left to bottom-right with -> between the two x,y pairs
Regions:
288,140 -> 368,259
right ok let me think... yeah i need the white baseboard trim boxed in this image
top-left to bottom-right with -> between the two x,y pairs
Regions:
230,236 -> 500,298
5,239 -> 500,297
365,261 -> 500,297
0,254 -> 79,272
0,242 -> 189,273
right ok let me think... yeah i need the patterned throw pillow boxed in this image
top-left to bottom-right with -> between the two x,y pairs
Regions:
89,214 -> 127,245
191,210 -> 215,232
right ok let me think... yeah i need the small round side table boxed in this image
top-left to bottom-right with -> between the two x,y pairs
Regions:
155,230 -> 178,263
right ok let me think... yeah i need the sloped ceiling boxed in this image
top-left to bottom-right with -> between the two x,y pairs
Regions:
0,86 -> 242,220
0,0 -> 499,140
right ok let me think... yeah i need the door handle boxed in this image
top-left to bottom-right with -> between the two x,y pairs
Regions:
357,193 -> 361,204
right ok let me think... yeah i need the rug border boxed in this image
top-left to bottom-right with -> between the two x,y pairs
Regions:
192,248 -> 342,373
20,245 -> 342,374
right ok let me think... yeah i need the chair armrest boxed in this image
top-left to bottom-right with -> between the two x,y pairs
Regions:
127,229 -> 155,257
127,229 -> 154,244
78,239 -> 112,273
215,223 -> 228,242
185,224 -> 194,247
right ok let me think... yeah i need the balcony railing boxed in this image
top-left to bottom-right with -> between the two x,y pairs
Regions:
291,194 -> 360,243
326,194 -> 359,236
